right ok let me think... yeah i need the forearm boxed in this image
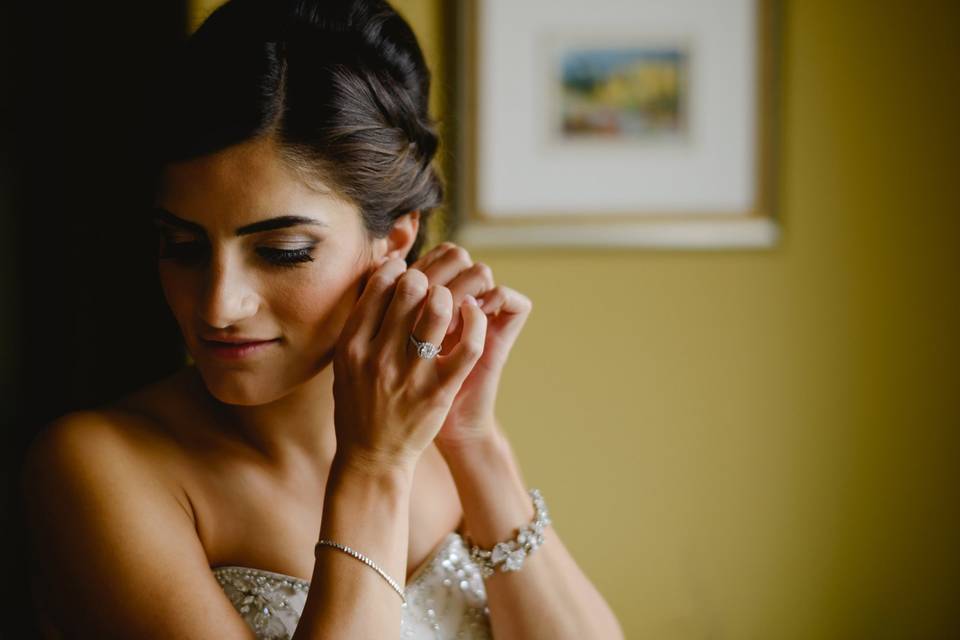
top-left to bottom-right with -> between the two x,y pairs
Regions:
441,425 -> 624,640
294,457 -> 415,639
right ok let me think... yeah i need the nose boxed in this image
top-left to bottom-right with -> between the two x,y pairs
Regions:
196,249 -> 260,329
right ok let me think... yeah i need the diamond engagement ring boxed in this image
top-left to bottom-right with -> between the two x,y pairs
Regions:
409,333 -> 441,360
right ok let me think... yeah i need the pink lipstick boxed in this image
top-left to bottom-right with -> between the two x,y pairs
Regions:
201,338 -> 280,360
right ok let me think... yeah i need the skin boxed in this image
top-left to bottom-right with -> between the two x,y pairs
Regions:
138,131 -> 495,577
30,131 -> 528,594
20,133 -> 627,638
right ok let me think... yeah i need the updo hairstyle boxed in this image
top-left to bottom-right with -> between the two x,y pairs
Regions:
144,0 -> 443,264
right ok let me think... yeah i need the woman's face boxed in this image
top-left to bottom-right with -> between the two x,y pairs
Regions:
152,136 -> 379,405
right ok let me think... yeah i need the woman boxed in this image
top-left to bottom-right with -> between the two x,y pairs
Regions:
21,0 -> 624,637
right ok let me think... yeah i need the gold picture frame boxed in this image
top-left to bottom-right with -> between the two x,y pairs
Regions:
454,0 -> 782,249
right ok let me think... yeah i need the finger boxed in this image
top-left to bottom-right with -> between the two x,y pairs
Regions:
374,268 -> 430,359
355,254 -> 391,297
409,241 -> 458,273
476,283 -> 528,313
490,286 -> 532,318
420,244 -> 473,288
437,296 -> 487,386
341,257 -> 407,348
443,261 -> 495,335
477,286 -> 533,355
407,284 -> 453,372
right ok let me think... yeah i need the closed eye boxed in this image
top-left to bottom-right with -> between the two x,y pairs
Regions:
157,240 -> 206,265
256,246 -> 315,266
157,237 -> 317,268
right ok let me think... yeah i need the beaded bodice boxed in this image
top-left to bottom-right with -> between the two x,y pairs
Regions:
212,531 -> 493,639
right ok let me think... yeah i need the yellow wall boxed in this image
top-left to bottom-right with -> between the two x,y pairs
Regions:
188,1 -> 960,637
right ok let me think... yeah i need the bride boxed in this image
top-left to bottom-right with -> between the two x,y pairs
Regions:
20,0 -> 624,637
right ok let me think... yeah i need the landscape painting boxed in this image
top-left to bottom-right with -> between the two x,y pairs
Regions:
557,45 -> 689,141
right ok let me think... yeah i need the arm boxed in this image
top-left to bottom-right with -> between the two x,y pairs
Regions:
292,454 -> 415,639
440,420 -> 625,640
289,257 -> 486,637
407,243 -> 621,636
22,412 -> 422,640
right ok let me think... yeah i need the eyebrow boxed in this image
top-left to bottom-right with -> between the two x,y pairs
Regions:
150,207 -> 329,236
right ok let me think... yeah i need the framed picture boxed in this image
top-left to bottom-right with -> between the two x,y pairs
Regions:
453,0 -> 781,249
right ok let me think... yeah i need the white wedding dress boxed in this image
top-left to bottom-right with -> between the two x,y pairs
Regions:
213,531 -> 493,639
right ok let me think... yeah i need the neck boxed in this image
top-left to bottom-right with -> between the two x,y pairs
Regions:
184,364 -> 338,476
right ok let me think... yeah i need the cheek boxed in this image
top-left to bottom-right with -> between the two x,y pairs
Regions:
270,264 -> 364,333
157,265 -> 196,322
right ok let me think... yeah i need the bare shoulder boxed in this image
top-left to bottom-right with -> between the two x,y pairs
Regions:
21,408 -> 174,519
24,407 -> 165,474
22,390 -> 196,521
20,408 -> 253,638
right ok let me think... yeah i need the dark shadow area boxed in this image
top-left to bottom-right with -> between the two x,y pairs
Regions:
1,1 -> 188,635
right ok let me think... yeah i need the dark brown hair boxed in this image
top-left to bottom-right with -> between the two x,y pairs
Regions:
144,0 -> 442,263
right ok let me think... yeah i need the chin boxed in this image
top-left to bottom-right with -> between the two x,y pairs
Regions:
194,360 -> 287,406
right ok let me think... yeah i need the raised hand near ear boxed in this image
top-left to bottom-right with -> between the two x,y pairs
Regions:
408,242 -> 533,454
331,255 -> 487,475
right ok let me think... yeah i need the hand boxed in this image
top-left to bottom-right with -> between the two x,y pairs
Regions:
408,243 -> 533,453
331,256 -> 488,474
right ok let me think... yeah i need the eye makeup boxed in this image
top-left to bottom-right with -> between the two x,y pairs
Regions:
155,228 -> 317,268
256,245 -> 316,266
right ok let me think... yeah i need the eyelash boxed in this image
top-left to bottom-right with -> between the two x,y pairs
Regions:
157,240 -> 316,268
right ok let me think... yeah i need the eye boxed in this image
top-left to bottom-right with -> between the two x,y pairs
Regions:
256,246 -> 316,267
158,240 -> 206,266
159,231 -> 316,267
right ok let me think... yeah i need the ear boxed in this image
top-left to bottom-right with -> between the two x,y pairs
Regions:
373,210 -> 420,261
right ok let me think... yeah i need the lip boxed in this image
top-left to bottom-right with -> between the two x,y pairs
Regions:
201,337 -> 280,359
201,333 -> 276,344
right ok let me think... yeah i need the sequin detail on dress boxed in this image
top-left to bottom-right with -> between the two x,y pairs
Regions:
213,531 -> 492,640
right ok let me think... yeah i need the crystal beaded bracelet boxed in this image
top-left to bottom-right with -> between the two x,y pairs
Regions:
464,488 -> 551,578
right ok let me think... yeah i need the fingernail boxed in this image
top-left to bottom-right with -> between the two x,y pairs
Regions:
464,294 -> 478,306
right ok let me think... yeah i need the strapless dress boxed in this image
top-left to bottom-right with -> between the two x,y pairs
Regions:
213,531 -> 493,639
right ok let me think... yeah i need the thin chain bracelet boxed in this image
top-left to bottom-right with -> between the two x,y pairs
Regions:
464,488 -> 552,579
315,539 -> 407,605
